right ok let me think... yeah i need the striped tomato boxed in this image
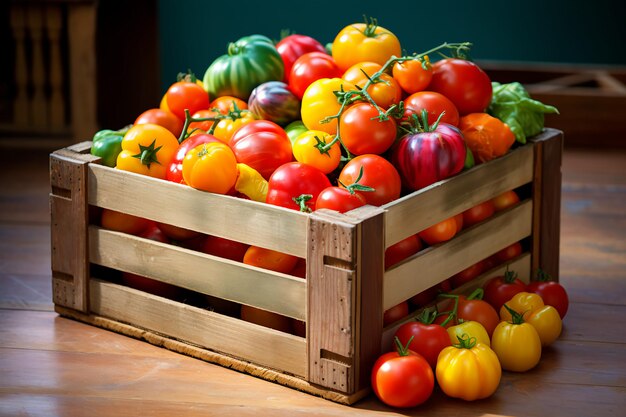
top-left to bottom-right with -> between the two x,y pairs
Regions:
203,35 -> 284,100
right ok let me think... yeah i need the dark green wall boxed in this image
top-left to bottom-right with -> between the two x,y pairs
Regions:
157,0 -> 626,94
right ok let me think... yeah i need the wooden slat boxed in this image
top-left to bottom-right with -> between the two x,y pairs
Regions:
89,226 -> 306,320
383,200 -> 533,310
87,164 -> 308,257
383,141 -> 535,247
89,278 -> 307,377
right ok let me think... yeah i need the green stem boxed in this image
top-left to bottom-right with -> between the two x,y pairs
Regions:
394,336 -> 414,356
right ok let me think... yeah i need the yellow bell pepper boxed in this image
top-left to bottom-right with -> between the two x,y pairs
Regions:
500,292 -> 562,346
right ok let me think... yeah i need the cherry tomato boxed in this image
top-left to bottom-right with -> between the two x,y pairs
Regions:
288,52 -> 342,99
243,245 -> 299,274
315,186 -> 367,214
134,108 -> 184,138
418,217 -> 458,246
429,58 -> 493,115
266,162 -> 331,212
165,80 -> 210,121
392,57 -> 433,95
385,234 -> 422,269
201,235 -> 250,262
394,318 -> 451,369
339,102 -> 397,156
492,190 -> 520,212
342,62 -> 402,110
402,91 -> 460,127
338,154 -> 401,206
291,130 -> 341,174
483,270 -> 528,312
463,200 -> 496,228
383,301 -> 409,327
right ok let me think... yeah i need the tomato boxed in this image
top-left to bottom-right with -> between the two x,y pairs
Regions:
315,186 -> 366,214
402,91 -> 460,127
116,124 -> 179,179
371,337 -> 434,408
182,142 -> 239,194
100,209 -> 152,235
456,296 -> 501,337
418,217 -> 458,246
392,57 -> 432,95
203,35 -> 284,100
166,133 -> 221,184
288,52 -> 342,100
394,311 -> 451,369
491,318 -> 542,372
462,200 -> 496,228
492,189 -> 520,212
201,235 -> 250,262
248,81 -> 301,126
300,77 -> 356,135
134,108 -> 184,138
187,109 -> 221,135
338,154 -> 401,206
332,18 -> 401,72
436,335 -> 501,401
291,130 -> 341,174
228,120 -> 293,180
243,245 -> 298,274
500,292 -> 563,346
209,95 -> 248,114
212,109 -> 256,143
339,102 -> 397,156
526,270 -> 569,318
284,120 -> 308,145
155,222 -> 201,241
454,213 -> 464,232
446,320 -> 491,347
491,241 -> 523,264
459,112 -> 515,164
240,305 -> 293,333
451,260 -> 485,288
483,270 -> 528,312
165,80 -> 210,122
266,162 -> 331,212
429,58 -> 493,115
275,34 -> 327,82
342,62 -> 402,109
383,301 -> 409,327
409,279 -> 451,308
385,234 -> 422,269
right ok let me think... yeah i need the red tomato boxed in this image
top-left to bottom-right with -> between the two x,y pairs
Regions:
228,120 -> 293,180
385,234 -> 422,269
138,223 -> 170,243
134,108 -> 184,138
243,246 -> 298,274
240,305 -> 293,333
492,242 -> 523,264
288,52 -> 342,99
371,339 -> 434,408
383,301 -> 409,327
315,186 -> 367,214
483,270 -> 528,312
429,58 -> 493,115
492,190 -> 520,212
165,80 -> 210,121
275,34 -> 327,82
402,91 -> 460,126
394,320 -> 451,369
463,200 -> 496,228
156,222 -> 201,241
187,109 -> 220,134
526,272 -> 569,318
456,295 -> 501,337
201,235 -> 250,262
100,209 -> 152,235
409,279 -> 451,307
166,133 -> 221,184
266,162 -> 331,212
451,260 -> 485,288
339,102 -> 397,156
338,154 -> 401,206
392,57 -> 433,95
418,217 -> 458,246
454,213 -> 464,232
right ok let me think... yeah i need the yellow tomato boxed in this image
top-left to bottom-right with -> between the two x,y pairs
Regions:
447,320 -> 491,347
491,320 -> 542,372
292,130 -> 341,174
500,292 -> 563,346
116,123 -> 179,179
182,142 -> 238,194
300,78 -> 356,135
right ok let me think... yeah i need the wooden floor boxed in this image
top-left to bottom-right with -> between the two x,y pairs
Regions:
1,144 -> 625,416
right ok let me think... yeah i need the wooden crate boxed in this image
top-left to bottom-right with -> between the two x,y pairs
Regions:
49,128 -> 563,404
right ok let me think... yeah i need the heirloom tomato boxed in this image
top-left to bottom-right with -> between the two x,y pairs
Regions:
436,335 -> 501,401
275,34 -> 327,82
209,95 -> 248,114
315,186 -> 367,213
491,312 -> 542,372
248,81 -> 300,126
288,52 -> 342,99
266,162 -> 331,212
116,124 -> 179,179
228,120 -> 293,180
392,57 -> 433,95
402,91 -> 459,126
430,58 -> 493,115
339,102 -> 397,156
203,35 -> 284,100
385,234 -> 422,269
483,269 -> 527,312
459,112 -> 515,164
332,18 -> 401,72
134,108 -> 184,137
446,320 -> 491,347
212,109 -> 256,143
394,310 -> 451,369
300,77 -> 356,135
338,154 -> 401,206
291,130 -> 341,174
342,62 -> 402,109
371,337 -> 434,408
462,200 -> 496,228
167,133 -> 221,184
526,270 -> 569,319
182,142 -> 238,194
243,246 -> 298,274
500,292 -> 563,346
165,80 -> 210,122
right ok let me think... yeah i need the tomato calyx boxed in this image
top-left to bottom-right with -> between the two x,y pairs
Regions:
534,268 -> 553,282
503,303 -> 526,325
402,109 -> 447,135
131,139 -> 163,167
176,69 -> 198,83
393,335 -> 414,357
503,269 -> 520,284
454,333 -> 477,349
415,307 -> 438,325
338,166 -> 375,195
293,194 -> 313,213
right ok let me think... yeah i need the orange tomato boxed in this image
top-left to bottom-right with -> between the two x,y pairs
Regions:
243,246 -> 299,274
134,108 -> 184,138
182,142 -> 238,194
418,217 -> 458,245
188,109 -> 221,134
492,190 -> 520,212
212,109 -> 256,143
100,209 -> 152,235
342,62 -> 402,109
209,95 -> 248,114
463,200 -> 496,228
459,113 -> 515,164
392,56 -> 433,95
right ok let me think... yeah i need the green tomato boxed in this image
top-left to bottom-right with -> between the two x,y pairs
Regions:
91,135 -> 123,167
203,35 -> 284,101
284,120 -> 308,145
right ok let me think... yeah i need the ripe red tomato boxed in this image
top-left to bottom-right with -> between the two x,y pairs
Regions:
394,320 -> 451,369
409,279 -> 451,307
134,108 -> 184,138
429,58 -> 493,115
228,120 -> 293,180
383,301 -> 409,327
463,200 -> 496,228
165,80 -> 210,121
385,234 -> 422,269
483,270 -> 528,312
456,295 -> 501,337
288,52 -> 342,99
371,339 -> 434,408
418,217 -> 458,246
451,260 -> 485,288
492,189 -> 521,212
338,154 -> 401,206
266,162 -> 331,212
339,102 -> 397,156
243,246 -> 298,274
315,186 -> 367,214
402,91 -> 460,126
526,272 -> 569,318
201,235 -> 250,262
491,242 -> 523,264
275,34 -> 327,82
